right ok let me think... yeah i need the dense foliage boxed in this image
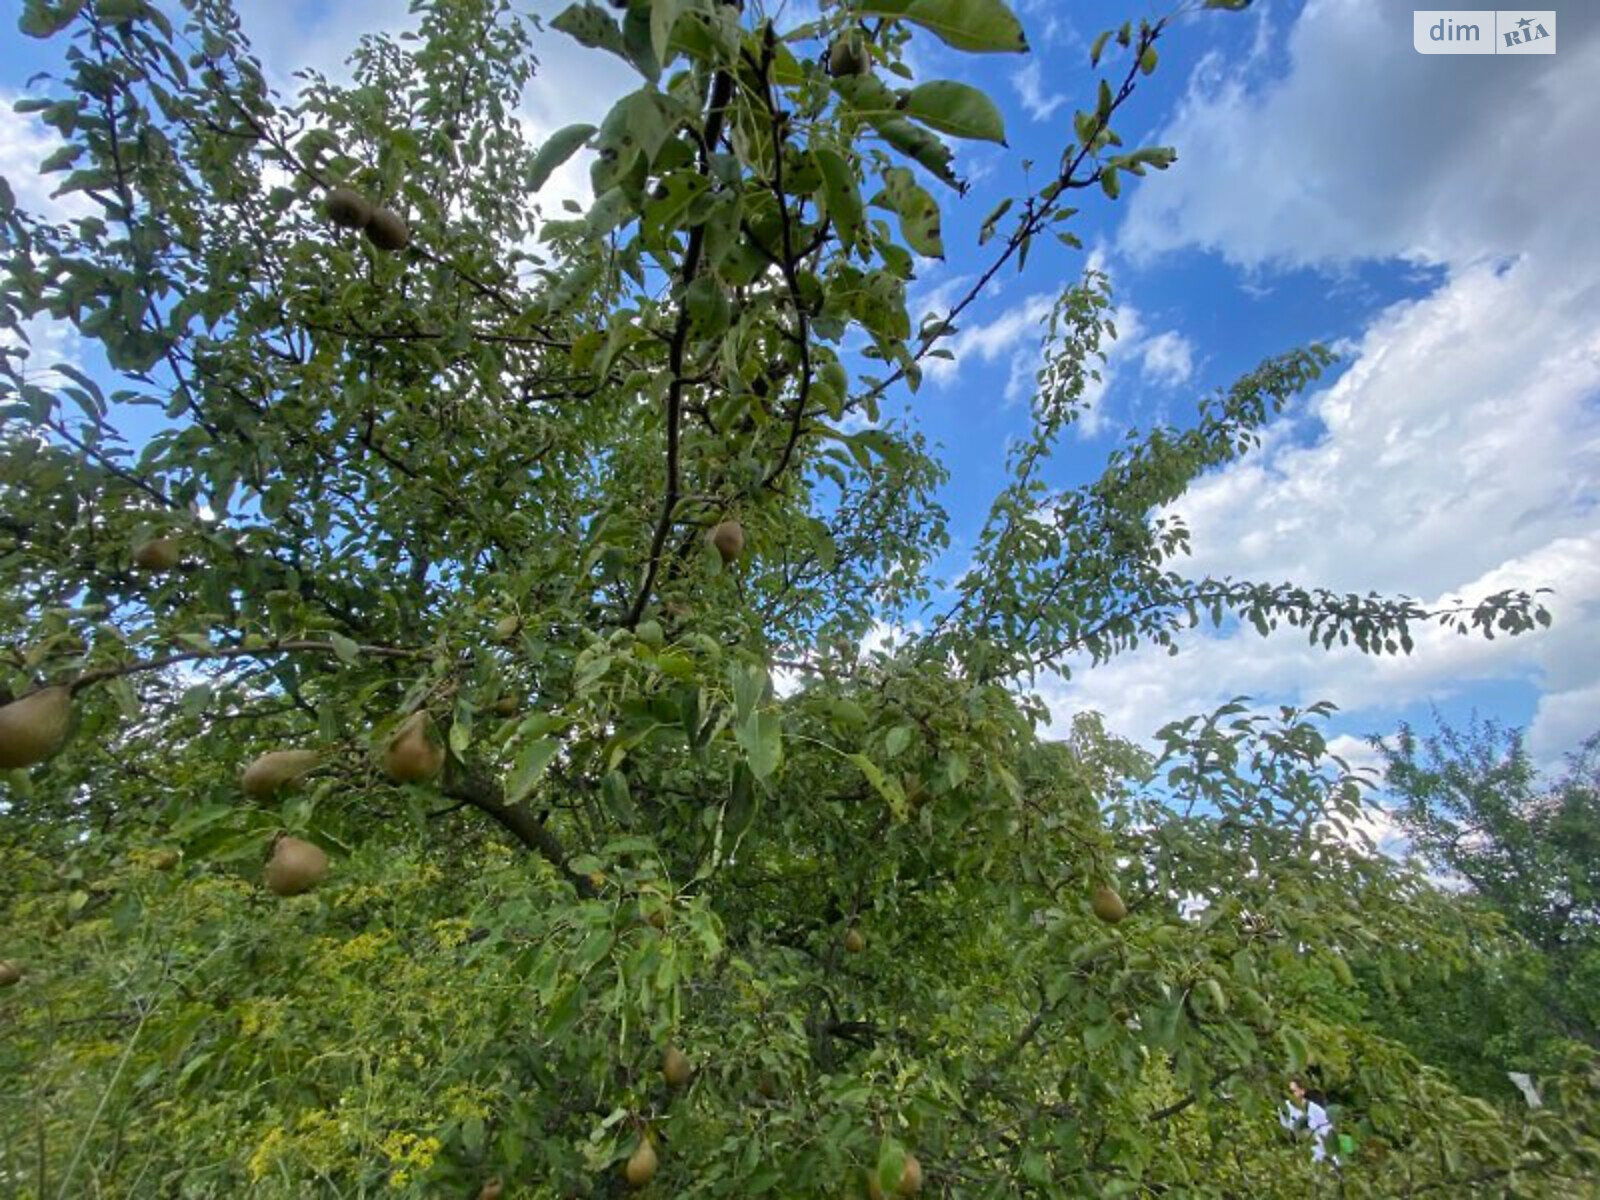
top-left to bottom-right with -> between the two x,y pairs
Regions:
1362,718 -> 1600,1104
1,0 -> 1591,1196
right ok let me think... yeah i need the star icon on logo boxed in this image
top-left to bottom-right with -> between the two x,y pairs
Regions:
1517,17 -> 1533,30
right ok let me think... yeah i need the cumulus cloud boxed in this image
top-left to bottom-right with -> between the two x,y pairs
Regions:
1120,1 -> 1600,268
1038,1 -> 1600,767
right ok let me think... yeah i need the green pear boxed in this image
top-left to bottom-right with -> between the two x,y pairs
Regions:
240,749 -> 321,799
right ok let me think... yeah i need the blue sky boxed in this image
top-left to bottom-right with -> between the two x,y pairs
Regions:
4,1 -> 1597,805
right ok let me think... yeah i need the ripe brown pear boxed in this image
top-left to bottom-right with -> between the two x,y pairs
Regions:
263,835 -> 329,897
364,206 -> 409,251
624,1137 -> 658,1188
477,1178 -> 504,1200
844,927 -> 866,954
131,537 -> 181,571
0,960 -> 23,988
899,1155 -> 923,1195
240,749 -> 321,799
493,694 -> 520,717
382,712 -> 445,784
1091,884 -> 1128,925
708,519 -> 744,563
662,1044 -> 692,1088
324,187 -> 373,230
0,685 -> 73,769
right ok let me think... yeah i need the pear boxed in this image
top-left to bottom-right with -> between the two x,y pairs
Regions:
494,614 -> 522,641
263,835 -> 329,897
0,686 -> 73,769
1091,884 -> 1127,925
662,1044 -> 692,1088
240,749 -> 321,799
324,187 -> 373,230
0,960 -> 22,988
844,927 -> 866,954
708,520 -> 744,564
477,1178 -> 504,1200
131,537 -> 181,571
866,1155 -> 923,1198
364,206 -> 409,252
624,1137 -> 658,1188
493,694 -> 520,717
899,1155 -> 923,1195
827,35 -> 869,78
150,848 -> 181,871
382,712 -> 445,784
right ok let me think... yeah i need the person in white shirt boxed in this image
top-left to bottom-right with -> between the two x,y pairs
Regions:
1280,1078 -> 1334,1163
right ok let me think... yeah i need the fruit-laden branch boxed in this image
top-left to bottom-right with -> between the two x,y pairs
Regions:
625,66 -> 737,628
442,756 -> 597,899
192,47 -> 529,321
64,638 -> 428,694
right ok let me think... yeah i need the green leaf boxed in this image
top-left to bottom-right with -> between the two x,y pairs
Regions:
878,167 -> 944,258
978,196 -> 1012,245
814,146 -> 864,253
731,662 -> 768,724
328,633 -> 360,665
849,753 -> 907,819
18,0 -> 85,38
506,737 -> 560,806
903,80 -> 1006,144
591,89 -> 673,193
529,123 -> 596,193
551,2 -> 627,58
735,711 -> 783,782
875,117 -> 959,189
860,0 -> 1029,54
649,0 -> 687,66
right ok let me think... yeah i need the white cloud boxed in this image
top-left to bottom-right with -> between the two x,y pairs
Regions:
923,291 -> 1053,389
233,0 -> 418,87
0,92 -> 95,224
1014,0 -> 1078,50
1120,1 -> 1600,269
1038,1 -> 1600,766
3,313 -> 87,390
1011,60 -> 1067,121
1137,330 -> 1195,387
